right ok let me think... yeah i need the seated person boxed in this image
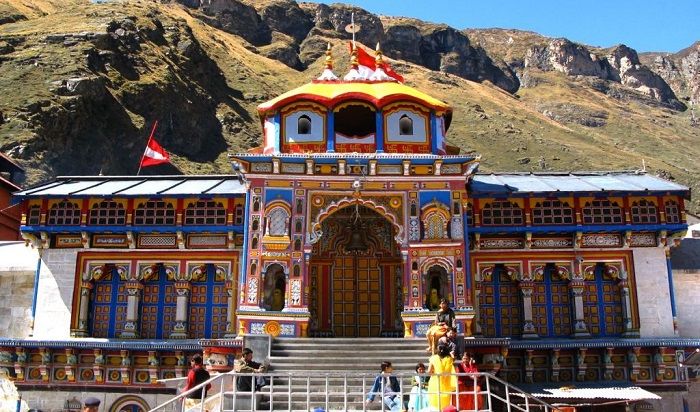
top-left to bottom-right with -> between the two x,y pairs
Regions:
426,298 -> 457,354
437,329 -> 457,358
365,361 -> 401,412
234,348 -> 268,392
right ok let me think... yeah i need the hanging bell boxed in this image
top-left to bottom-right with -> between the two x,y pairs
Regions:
346,223 -> 368,252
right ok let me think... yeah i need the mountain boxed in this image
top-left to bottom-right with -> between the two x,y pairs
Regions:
0,0 -> 698,214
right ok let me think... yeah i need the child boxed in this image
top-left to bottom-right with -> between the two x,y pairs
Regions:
407,362 -> 429,412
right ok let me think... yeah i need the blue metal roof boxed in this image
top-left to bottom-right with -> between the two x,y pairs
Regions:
470,172 -> 689,196
15,176 -> 246,199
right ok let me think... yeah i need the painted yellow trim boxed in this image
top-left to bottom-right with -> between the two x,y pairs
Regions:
333,100 -> 376,113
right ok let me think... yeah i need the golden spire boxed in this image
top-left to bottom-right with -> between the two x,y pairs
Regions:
375,42 -> 385,68
324,42 -> 334,70
350,43 -> 359,68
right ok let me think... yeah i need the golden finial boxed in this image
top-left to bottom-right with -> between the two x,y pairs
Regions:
325,42 -> 333,70
350,43 -> 359,67
375,42 -> 385,67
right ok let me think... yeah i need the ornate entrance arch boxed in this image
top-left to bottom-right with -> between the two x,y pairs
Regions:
308,205 -> 403,337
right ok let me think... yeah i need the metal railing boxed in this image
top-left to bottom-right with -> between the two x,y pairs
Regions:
150,371 -> 556,412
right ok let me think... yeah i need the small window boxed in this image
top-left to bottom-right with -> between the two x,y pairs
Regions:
424,212 -> 447,240
410,203 -> 417,217
453,201 -> 460,215
253,197 -> 261,213
293,265 -> 300,277
631,199 -> 658,224
482,200 -> 524,226
665,200 -> 680,224
582,199 -> 623,225
251,236 -> 259,249
234,204 -> 244,225
184,200 -> 226,225
295,219 -> 302,233
134,200 -> 175,225
88,200 -> 126,225
252,218 -> 260,231
297,115 -> 312,135
294,238 -> 302,251
532,200 -> 574,225
399,114 -> 413,135
296,199 -> 304,214
26,205 -> 41,225
48,200 -> 81,226
267,207 -> 290,236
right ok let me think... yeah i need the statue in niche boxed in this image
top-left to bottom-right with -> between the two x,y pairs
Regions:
271,288 -> 284,311
427,288 -> 440,311
263,267 -> 286,311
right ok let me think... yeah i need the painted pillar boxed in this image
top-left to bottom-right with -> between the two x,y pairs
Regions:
569,275 -> 590,337
472,267 -> 482,336
170,280 -> 191,339
74,278 -> 93,337
120,280 -> 143,338
326,109 -> 335,152
430,112 -> 438,154
375,111 -> 384,153
618,269 -> 637,338
519,279 -> 538,339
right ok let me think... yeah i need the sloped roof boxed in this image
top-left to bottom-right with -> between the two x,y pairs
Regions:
470,172 -> 690,197
526,385 -> 660,401
257,80 -> 451,116
14,175 -> 245,199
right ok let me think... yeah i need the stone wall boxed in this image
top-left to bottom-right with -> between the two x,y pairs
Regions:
632,247 -> 674,337
674,269 -> 700,338
0,242 -> 38,338
32,248 -> 79,339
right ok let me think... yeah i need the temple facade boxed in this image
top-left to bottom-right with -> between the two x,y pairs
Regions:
2,44 -> 699,410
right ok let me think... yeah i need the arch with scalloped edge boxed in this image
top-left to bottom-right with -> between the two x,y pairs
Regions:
310,197 -> 404,245
419,256 -> 454,275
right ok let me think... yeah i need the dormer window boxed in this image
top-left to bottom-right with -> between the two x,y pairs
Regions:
297,115 -> 312,135
399,114 -> 413,135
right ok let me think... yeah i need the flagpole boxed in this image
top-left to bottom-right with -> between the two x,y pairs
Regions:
137,120 -> 159,176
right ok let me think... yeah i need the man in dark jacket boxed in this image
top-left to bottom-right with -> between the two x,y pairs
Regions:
234,347 -> 268,392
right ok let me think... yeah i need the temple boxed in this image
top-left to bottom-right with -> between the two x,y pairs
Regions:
2,43 -> 699,410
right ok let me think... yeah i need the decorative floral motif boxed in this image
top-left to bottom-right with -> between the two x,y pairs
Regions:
263,321 -> 282,337
291,280 -> 301,305
247,278 -> 258,303
531,238 -> 573,248
630,233 -> 656,247
582,234 -> 621,247
480,238 -> 523,249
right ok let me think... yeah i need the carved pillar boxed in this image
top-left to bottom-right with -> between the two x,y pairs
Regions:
13,347 -> 26,381
120,280 -> 143,338
603,347 -> 614,380
550,349 -> 561,382
147,350 -> 159,384
519,280 -> 538,339
174,351 -> 186,378
171,280 -> 191,339
93,349 -> 105,383
525,349 -> 534,383
654,347 -> 667,382
74,276 -> 94,337
39,347 -> 50,382
617,269 -> 637,338
119,350 -> 131,384
576,348 -> 587,381
472,270 -> 483,336
628,347 -> 641,382
65,348 -> 77,383
570,262 -> 590,337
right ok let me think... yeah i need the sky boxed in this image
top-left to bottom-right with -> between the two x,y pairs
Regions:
303,0 -> 699,53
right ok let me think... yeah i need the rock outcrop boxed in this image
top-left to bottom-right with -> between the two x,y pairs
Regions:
641,42 -> 700,105
525,39 -> 684,110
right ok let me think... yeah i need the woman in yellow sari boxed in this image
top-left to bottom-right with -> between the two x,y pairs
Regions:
427,344 -> 457,411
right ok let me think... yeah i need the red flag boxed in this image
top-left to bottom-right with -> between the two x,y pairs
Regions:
139,121 -> 170,167
350,42 -> 404,83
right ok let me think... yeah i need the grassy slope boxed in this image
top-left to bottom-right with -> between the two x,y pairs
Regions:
0,0 -> 698,213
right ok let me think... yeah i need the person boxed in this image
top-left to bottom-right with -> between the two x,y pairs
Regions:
183,354 -> 211,409
234,347 -> 268,392
365,361 -> 402,412
453,352 -> 483,411
437,329 -> 457,358
427,344 -> 457,412
426,298 -> 457,354
82,397 -> 100,412
407,362 -> 429,412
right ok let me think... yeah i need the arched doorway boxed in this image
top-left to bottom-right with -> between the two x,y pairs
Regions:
309,205 -> 403,337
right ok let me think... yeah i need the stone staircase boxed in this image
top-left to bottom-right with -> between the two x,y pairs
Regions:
253,337 -> 433,410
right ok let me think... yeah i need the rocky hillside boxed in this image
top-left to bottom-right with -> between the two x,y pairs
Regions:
0,0 -> 698,213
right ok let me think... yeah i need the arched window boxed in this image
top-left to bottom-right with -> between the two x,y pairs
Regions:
251,236 -> 259,249
267,207 -> 289,236
188,264 -> 228,338
88,200 -> 126,225
424,212 -> 447,240
297,115 -> 312,135
48,200 -> 81,226
481,200 -> 524,226
631,199 -> 658,224
252,217 -> 259,232
26,205 -> 41,225
410,203 -> 417,217
478,265 -> 521,338
293,265 -> 300,277
582,199 -> 623,224
294,238 -> 302,251
252,197 -> 261,212
296,199 -> 304,214
532,200 -> 574,225
582,263 -> 623,337
399,114 -> 413,135
134,200 -> 175,225
184,200 -> 226,225
665,200 -> 681,224
263,265 -> 286,311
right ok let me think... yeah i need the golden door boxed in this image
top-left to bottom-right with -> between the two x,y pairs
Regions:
331,255 -> 381,337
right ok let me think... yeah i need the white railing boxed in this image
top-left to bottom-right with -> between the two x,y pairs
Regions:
150,371 -> 555,412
